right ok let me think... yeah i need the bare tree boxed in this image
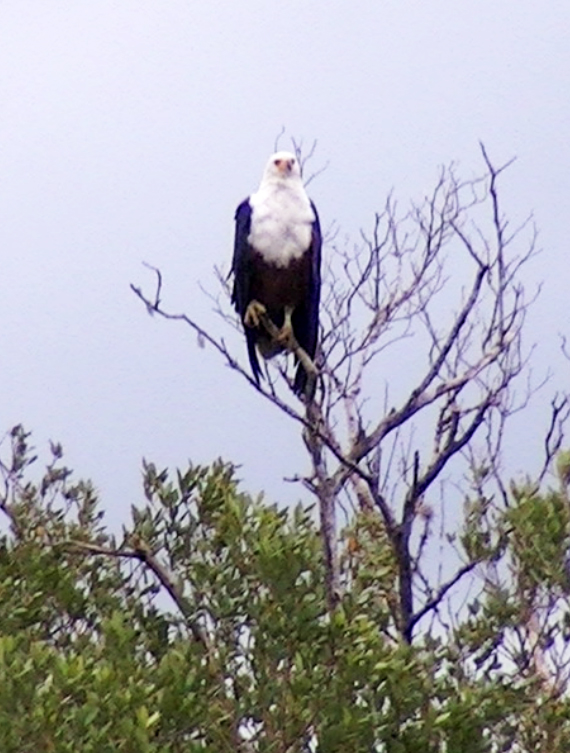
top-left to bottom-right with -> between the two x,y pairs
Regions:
131,144 -> 568,643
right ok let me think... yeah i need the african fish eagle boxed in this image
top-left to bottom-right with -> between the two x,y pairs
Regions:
231,151 -> 322,398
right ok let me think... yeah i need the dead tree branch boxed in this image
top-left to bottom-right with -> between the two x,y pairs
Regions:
132,148 -> 563,643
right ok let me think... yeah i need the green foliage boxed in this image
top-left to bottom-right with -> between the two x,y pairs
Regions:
556,449 -> 570,488
506,484 -> 570,593
0,426 -> 569,751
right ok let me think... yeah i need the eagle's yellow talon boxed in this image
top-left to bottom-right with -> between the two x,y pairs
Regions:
244,300 -> 267,329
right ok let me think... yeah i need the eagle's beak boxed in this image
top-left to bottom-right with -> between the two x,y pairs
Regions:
276,158 -> 294,174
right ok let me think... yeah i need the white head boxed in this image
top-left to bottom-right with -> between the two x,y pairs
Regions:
248,150 -> 314,263
259,151 -> 303,187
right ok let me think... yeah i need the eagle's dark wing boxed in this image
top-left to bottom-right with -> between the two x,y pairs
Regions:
293,201 -> 322,397
231,199 -> 262,383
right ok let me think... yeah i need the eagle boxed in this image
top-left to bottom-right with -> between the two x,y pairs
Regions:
231,151 -> 322,398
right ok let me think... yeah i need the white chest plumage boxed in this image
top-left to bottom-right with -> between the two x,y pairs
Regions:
248,184 -> 314,267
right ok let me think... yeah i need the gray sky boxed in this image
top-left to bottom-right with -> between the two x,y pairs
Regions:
1,1 -> 568,523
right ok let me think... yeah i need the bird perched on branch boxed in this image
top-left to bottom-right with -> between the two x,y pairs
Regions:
231,151 -> 322,398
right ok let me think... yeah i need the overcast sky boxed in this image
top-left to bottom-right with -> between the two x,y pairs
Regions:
0,1 -> 568,524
